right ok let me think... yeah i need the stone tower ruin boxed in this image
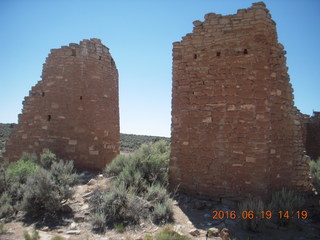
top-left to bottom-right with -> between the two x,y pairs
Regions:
3,38 -> 119,171
170,2 -> 311,200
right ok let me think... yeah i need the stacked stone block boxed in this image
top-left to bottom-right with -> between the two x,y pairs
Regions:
2,38 -> 119,171
306,111 -> 320,160
170,2 -> 311,200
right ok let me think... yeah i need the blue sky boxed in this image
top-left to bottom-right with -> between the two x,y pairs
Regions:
0,0 -> 319,137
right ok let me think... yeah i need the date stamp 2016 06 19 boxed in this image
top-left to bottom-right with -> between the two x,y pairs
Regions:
212,210 -> 308,220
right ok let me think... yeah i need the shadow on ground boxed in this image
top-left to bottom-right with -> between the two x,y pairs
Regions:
175,193 -> 320,240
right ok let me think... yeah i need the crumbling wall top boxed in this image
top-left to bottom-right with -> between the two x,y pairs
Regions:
49,38 -> 110,58
174,1 -> 275,47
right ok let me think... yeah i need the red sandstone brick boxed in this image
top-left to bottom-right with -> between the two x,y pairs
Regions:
2,39 -> 119,171
170,3 -> 311,200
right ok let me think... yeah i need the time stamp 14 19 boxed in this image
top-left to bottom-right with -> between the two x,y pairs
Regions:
212,210 -> 309,220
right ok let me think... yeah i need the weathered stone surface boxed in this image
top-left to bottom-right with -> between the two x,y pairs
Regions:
61,204 -> 72,213
66,230 -> 81,235
306,111 -> 320,160
69,222 -> 78,230
208,227 -> 219,237
169,2 -> 311,200
87,179 -> 97,185
74,213 -> 85,222
219,228 -> 230,240
189,229 -> 200,236
2,38 -> 119,171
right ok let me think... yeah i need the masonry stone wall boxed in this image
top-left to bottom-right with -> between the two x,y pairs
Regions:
169,2 -> 311,201
2,38 -> 119,171
306,111 -> 320,160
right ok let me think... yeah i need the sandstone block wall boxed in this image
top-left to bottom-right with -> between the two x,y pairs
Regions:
306,111 -> 320,160
170,2 -> 311,200
3,38 -> 119,171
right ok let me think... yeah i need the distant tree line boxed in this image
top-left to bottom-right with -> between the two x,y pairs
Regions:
120,133 -> 169,152
0,123 -> 15,152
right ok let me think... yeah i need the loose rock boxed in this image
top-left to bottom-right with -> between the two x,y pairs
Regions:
61,204 -> 72,213
40,226 -> 49,231
83,191 -> 94,198
193,20 -> 202,27
74,213 -> 85,222
208,227 -> 219,237
66,230 -> 81,235
219,228 -> 230,240
69,222 -> 77,230
87,179 -> 97,185
189,229 -> 200,236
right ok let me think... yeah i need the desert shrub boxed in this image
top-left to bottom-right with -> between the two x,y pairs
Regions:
0,165 -> 6,195
145,183 -> 168,203
139,140 -> 170,186
20,159 -> 77,215
91,183 -> 127,225
6,157 -> 38,184
113,164 -> 146,193
124,190 -> 150,223
310,158 -> 320,192
238,195 -> 265,231
5,157 -> 38,203
0,192 -> 14,218
269,188 -> 305,226
145,184 -> 173,224
105,154 -> 133,176
20,152 -> 37,163
50,159 -> 77,185
91,210 -> 106,233
51,237 -> 66,240
93,141 -> 172,230
20,168 -> 63,213
144,234 -> 153,240
0,182 -> 5,198
155,227 -> 191,240
91,180 -> 170,229
49,159 -> 78,199
0,151 -> 77,219
39,150 -> 58,169
106,140 -> 170,188
93,183 -> 148,225
0,156 -> 38,218
0,221 -> 5,234
114,223 -> 125,233
152,197 -> 173,224
23,231 -> 39,240
106,141 -> 170,195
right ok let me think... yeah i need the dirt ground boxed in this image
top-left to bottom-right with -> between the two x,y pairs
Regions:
1,174 -> 320,240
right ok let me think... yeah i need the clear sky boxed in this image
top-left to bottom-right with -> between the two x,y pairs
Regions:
0,0 -> 319,137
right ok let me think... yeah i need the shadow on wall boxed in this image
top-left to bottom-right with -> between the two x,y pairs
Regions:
306,111 -> 320,160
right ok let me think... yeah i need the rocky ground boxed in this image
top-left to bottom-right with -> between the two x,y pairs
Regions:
1,173 -> 320,240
